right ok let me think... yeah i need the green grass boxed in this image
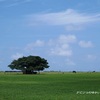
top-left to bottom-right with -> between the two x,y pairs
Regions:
0,72 -> 100,100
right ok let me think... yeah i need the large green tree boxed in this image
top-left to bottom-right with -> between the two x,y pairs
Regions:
8,55 -> 49,74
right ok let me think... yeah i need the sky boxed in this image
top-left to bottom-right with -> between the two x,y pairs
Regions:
0,0 -> 100,71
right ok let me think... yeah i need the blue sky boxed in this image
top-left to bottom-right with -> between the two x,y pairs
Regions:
0,0 -> 100,71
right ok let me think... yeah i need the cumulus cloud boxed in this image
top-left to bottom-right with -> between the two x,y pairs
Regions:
27,9 -> 100,30
50,34 -> 76,56
25,40 -> 44,51
23,34 -> 76,57
33,40 -> 44,47
79,41 -> 93,48
58,34 -> 77,44
51,45 -> 72,56
11,53 -> 23,60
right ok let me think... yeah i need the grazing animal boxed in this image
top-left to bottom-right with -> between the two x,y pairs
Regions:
73,71 -> 76,73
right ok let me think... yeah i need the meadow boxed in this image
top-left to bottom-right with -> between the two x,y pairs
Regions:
0,72 -> 100,100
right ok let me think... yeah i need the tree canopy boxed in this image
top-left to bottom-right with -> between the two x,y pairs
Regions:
8,55 -> 49,74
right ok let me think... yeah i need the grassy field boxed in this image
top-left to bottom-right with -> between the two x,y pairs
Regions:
0,72 -> 100,100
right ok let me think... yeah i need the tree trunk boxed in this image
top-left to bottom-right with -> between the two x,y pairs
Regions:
23,70 -> 33,74
22,70 -> 37,74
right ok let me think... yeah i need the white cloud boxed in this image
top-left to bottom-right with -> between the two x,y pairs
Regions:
11,53 -> 23,60
1,0 -> 32,7
23,36 -> 74,57
79,41 -> 93,48
58,34 -> 77,44
34,40 -> 44,47
49,34 -> 76,56
25,40 -> 44,51
51,46 -> 72,56
27,9 -> 100,29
